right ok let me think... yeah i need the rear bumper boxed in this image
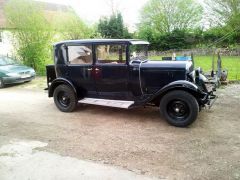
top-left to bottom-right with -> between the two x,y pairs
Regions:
3,76 -> 35,85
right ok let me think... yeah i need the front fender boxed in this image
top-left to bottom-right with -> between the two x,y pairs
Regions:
146,80 -> 206,105
48,78 -> 77,97
160,80 -> 199,94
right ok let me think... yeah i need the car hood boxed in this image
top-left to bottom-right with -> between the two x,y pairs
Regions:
0,64 -> 34,73
141,60 -> 193,72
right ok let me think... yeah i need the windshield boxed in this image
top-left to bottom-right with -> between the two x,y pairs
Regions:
130,44 -> 148,61
0,57 -> 17,66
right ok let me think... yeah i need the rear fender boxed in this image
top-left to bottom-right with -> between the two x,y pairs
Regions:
48,78 -> 77,98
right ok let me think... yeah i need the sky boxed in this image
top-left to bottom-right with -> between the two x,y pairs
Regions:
38,0 -> 205,31
37,0 -> 148,31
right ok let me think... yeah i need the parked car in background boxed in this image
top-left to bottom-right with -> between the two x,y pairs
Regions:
46,39 -> 216,127
0,56 -> 35,88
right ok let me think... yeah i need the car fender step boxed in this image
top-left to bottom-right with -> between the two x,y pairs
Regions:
78,98 -> 134,109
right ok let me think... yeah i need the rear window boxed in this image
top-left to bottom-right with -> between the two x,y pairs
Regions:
68,45 -> 93,65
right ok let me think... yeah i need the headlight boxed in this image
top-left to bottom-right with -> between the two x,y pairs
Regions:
30,69 -> 36,75
189,71 -> 195,80
189,68 -> 208,83
6,72 -> 20,77
199,74 -> 208,82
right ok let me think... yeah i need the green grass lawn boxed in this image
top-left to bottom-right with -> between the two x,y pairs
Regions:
149,55 -> 240,81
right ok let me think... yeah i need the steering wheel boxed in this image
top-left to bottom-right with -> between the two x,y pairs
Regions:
129,59 -> 141,64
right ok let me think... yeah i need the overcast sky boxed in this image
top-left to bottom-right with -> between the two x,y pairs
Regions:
38,0 -> 149,30
38,0 -> 204,31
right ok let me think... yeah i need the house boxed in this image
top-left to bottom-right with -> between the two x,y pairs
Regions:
0,0 -> 72,56
0,0 -> 11,56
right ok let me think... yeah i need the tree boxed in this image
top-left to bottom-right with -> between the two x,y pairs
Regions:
141,29 -> 201,51
53,11 -> 94,40
203,0 -> 240,46
98,13 -> 132,38
204,0 -> 240,27
138,0 -> 203,50
139,0 -> 203,34
5,0 -> 52,74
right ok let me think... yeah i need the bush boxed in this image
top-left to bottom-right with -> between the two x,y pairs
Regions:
5,0 -> 53,75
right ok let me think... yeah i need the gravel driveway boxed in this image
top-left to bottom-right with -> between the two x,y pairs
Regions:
0,81 -> 239,180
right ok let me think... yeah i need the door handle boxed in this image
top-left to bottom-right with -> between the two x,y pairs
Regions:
87,68 -> 92,71
95,68 -> 100,71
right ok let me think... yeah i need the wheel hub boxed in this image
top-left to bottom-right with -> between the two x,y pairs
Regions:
167,100 -> 190,120
58,92 -> 70,107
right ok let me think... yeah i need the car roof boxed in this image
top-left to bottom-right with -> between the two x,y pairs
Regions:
54,39 -> 150,46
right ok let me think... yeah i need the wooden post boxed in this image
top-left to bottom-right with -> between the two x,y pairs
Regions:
191,53 -> 194,68
217,52 -> 222,79
211,49 -> 215,77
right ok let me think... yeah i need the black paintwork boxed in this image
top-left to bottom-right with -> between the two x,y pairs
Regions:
47,39 -> 213,108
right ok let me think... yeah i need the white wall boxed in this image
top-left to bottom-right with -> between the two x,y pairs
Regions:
0,30 -> 14,56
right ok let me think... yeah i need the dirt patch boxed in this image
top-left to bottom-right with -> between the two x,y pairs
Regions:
0,83 -> 239,179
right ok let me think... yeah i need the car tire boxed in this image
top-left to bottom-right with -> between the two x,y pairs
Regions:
53,84 -> 77,112
160,90 -> 199,127
0,78 -> 5,88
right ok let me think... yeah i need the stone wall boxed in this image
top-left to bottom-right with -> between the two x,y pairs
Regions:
149,48 -> 240,57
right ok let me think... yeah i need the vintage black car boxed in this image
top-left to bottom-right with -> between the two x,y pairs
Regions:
46,39 -> 216,127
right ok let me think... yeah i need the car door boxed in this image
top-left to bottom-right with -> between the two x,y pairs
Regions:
67,44 -> 97,97
94,44 -> 129,100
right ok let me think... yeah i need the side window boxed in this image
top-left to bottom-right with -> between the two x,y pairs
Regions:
96,44 -> 126,64
68,45 -> 93,65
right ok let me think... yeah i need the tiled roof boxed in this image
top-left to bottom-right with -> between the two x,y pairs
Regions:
0,0 -> 7,28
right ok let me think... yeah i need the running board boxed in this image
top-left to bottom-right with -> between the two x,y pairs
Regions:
78,98 -> 134,109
